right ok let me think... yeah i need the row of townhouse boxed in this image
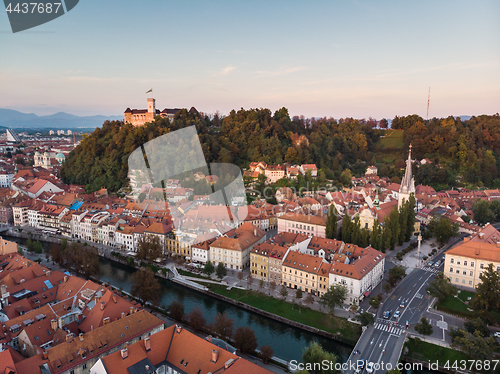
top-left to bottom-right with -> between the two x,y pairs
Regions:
249,233 -> 385,304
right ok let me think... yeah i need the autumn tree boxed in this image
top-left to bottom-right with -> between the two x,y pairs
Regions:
131,267 -> 161,305
260,345 -> 274,364
211,312 -> 234,341
136,235 -> 163,263
234,326 -> 258,353
188,305 -> 206,331
168,300 -> 184,321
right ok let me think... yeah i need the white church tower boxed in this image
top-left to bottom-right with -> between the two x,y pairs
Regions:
398,144 -> 415,208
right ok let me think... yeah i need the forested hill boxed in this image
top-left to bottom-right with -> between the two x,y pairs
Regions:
60,109 -> 500,193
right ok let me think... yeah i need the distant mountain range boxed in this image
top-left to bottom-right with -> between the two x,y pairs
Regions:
0,108 -> 122,129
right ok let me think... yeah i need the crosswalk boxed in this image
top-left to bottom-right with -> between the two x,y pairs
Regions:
421,266 -> 440,274
374,322 -> 405,335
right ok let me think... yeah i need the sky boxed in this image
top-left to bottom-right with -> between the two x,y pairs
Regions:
0,0 -> 499,119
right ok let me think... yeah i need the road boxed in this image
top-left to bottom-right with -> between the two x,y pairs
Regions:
344,235 -> 466,373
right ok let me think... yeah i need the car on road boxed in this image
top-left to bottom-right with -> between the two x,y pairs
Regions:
434,260 -> 441,267
354,368 -> 361,374
494,332 -> 500,338
366,362 -> 374,373
400,301 -> 405,308
383,310 -> 391,319
393,310 -> 401,319
357,359 -> 366,370
428,261 -> 434,266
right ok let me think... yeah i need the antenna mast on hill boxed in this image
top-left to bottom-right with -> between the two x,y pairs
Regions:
426,87 -> 431,120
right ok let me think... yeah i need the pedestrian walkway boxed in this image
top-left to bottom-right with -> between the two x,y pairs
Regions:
421,266 -> 440,274
374,322 -> 405,335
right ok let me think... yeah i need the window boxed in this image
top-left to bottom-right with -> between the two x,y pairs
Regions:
450,258 -> 454,264
464,261 -> 468,266
450,267 -> 453,272
455,278 -> 459,282
469,280 -> 473,285
471,262 -> 474,267
462,279 -> 465,284
463,271 -> 466,275
480,263 -> 484,269
470,271 -> 474,276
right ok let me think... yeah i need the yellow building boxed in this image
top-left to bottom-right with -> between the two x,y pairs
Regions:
281,250 -> 324,295
444,224 -> 500,289
250,245 -> 270,281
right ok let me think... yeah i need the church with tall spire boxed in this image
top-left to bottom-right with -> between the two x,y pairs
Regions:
398,144 -> 415,208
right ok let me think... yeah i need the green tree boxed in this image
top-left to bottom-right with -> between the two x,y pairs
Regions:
320,284 -> 348,315
388,265 -> 406,287
369,296 -> 381,308
472,199 -> 495,225
216,262 -> 227,280
405,194 -> 416,240
356,312 -> 375,326
414,317 -> 433,335
341,214 -> 352,243
451,329 -> 496,360
325,205 -> 338,239
340,169 -> 352,186
280,285 -> 288,299
472,263 -> 500,320
302,341 -> 339,374
428,216 -> 458,245
295,288 -> 303,303
426,272 -> 458,302
131,267 -> 161,305
233,326 -> 258,354
203,260 -> 215,276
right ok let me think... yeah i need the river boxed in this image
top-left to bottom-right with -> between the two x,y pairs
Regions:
6,235 -> 352,364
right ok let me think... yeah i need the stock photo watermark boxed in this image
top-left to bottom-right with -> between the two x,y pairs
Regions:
4,0 -> 79,33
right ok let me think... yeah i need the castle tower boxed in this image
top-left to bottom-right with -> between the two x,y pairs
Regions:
398,144 -> 415,208
147,98 -> 156,114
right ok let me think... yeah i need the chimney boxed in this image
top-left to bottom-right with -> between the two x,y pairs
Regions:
145,365 -> 150,371
211,350 -> 219,363
64,276 -> 68,283
79,333 -> 84,341
206,335 -> 212,343
130,306 -> 134,315
497,242 -> 500,248
225,359 -> 235,369
175,325 -> 182,334
46,271 -> 51,277
66,333 -> 73,342
95,295 -> 101,304
121,312 -> 126,319
43,351 -> 48,360
121,348 -> 128,359
103,317 -> 110,325
144,337 -> 151,351
51,319 -> 57,331
100,301 -> 105,311
113,295 -> 117,303
254,228 -> 257,236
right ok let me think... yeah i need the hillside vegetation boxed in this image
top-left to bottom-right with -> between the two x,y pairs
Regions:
60,109 -> 500,193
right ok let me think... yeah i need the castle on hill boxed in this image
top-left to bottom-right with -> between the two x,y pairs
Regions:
124,98 -> 198,127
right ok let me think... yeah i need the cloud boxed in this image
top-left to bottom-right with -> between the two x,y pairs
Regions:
255,66 -> 306,77
211,65 -> 237,77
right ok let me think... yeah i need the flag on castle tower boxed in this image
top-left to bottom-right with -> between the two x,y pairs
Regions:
146,88 -> 153,93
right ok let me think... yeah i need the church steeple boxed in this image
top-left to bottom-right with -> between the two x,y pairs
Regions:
398,144 -> 415,208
